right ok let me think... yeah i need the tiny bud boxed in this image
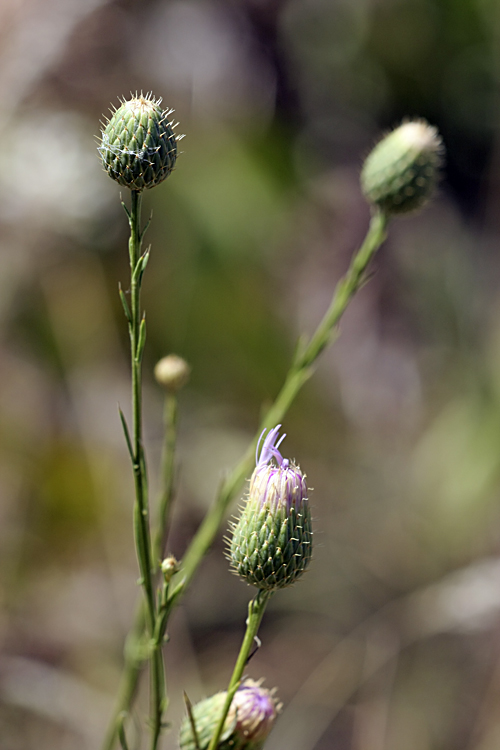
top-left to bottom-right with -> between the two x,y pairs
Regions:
229,426 -> 313,591
179,679 -> 281,750
154,354 -> 191,392
98,93 -> 180,191
361,119 -> 444,215
161,555 -> 179,583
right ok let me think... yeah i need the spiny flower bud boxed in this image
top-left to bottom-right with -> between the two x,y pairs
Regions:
154,354 -> 191,392
229,426 -> 312,591
98,93 -> 181,191
361,119 -> 444,215
179,679 -> 280,750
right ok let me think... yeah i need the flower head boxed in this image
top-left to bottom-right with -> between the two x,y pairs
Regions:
179,679 -> 281,750
229,425 -> 312,590
361,119 -> 444,215
98,92 -> 182,191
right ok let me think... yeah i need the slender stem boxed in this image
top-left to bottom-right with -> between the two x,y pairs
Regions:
102,390 -> 180,750
174,209 -> 388,595
101,619 -> 144,750
127,190 -> 165,750
153,392 -> 178,565
206,590 -> 272,750
128,189 -> 155,628
102,208 -> 388,748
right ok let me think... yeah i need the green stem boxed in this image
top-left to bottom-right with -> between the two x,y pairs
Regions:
102,208 -> 388,748
128,189 -> 155,628
101,618 -> 144,750
102,389 -> 180,750
128,190 -> 165,750
206,590 -> 272,750
174,209 -> 388,595
153,392 -> 178,565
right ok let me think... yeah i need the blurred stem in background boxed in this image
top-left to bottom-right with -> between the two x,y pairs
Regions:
102,207 -> 388,750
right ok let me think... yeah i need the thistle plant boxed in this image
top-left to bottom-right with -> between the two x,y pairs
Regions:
97,97 -> 444,750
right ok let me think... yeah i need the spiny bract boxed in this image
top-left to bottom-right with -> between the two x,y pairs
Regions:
229,425 -> 312,591
179,679 -> 280,750
98,93 -> 180,190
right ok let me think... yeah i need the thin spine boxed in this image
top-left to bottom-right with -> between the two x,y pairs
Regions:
206,589 -> 272,750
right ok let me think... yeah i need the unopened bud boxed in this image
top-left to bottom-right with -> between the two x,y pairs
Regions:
229,426 -> 313,591
98,93 -> 181,191
160,555 -> 179,583
361,119 -> 443,215
154,354 -> 191,392
179,679 -> 280,750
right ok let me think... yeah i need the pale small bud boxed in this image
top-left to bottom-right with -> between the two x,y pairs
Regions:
161,555 -> 179,583
361,119 -> 444,215
154,355 -> 191,392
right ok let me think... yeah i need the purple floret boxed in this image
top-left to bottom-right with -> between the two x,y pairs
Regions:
256,425 -> 289,469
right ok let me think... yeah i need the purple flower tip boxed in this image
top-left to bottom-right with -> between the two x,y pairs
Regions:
256,425 -> 289,469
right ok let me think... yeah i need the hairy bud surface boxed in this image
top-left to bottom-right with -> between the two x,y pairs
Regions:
230,426 -> 312,591
99,93 -> 179,190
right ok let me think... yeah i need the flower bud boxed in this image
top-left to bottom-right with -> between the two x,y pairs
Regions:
98,93 -> 180,191
230,426 -> 312,591
160,555 -> 179,583
361,119 -> 443,215
179,679 -> 280,750
154,354 -> 191,392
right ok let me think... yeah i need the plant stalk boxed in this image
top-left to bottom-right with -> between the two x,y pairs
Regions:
174,209 -> 388,595
102,208 -> 388,748
206,590 -> 272,750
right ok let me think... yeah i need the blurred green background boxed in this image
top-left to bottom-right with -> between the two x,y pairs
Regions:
2,0 -> 500,748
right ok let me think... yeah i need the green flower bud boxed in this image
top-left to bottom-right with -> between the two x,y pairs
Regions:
98,93 -> 181,191
154,354 -> 191,392
230,426 -> 312,591
179,679 -> 280,750
361,119 -> 444,215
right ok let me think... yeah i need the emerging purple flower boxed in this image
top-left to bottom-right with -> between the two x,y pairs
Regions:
252,425 -> 306,512
178,678 -> 281,750
232,679 -> 281,744
230,424 -> 313,590
256,424 -> 288,468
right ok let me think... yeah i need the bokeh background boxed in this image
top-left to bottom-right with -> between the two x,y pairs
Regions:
2,0 -> 500,748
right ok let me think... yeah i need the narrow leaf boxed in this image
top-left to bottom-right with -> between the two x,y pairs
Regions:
184,692 -> 202,750
137,316 -> 147,361
121,199 -> 131,222
117,713 -> 131,750
140,212 -> 152,243
119,407 -> 134,461
118,284 -> 132,324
